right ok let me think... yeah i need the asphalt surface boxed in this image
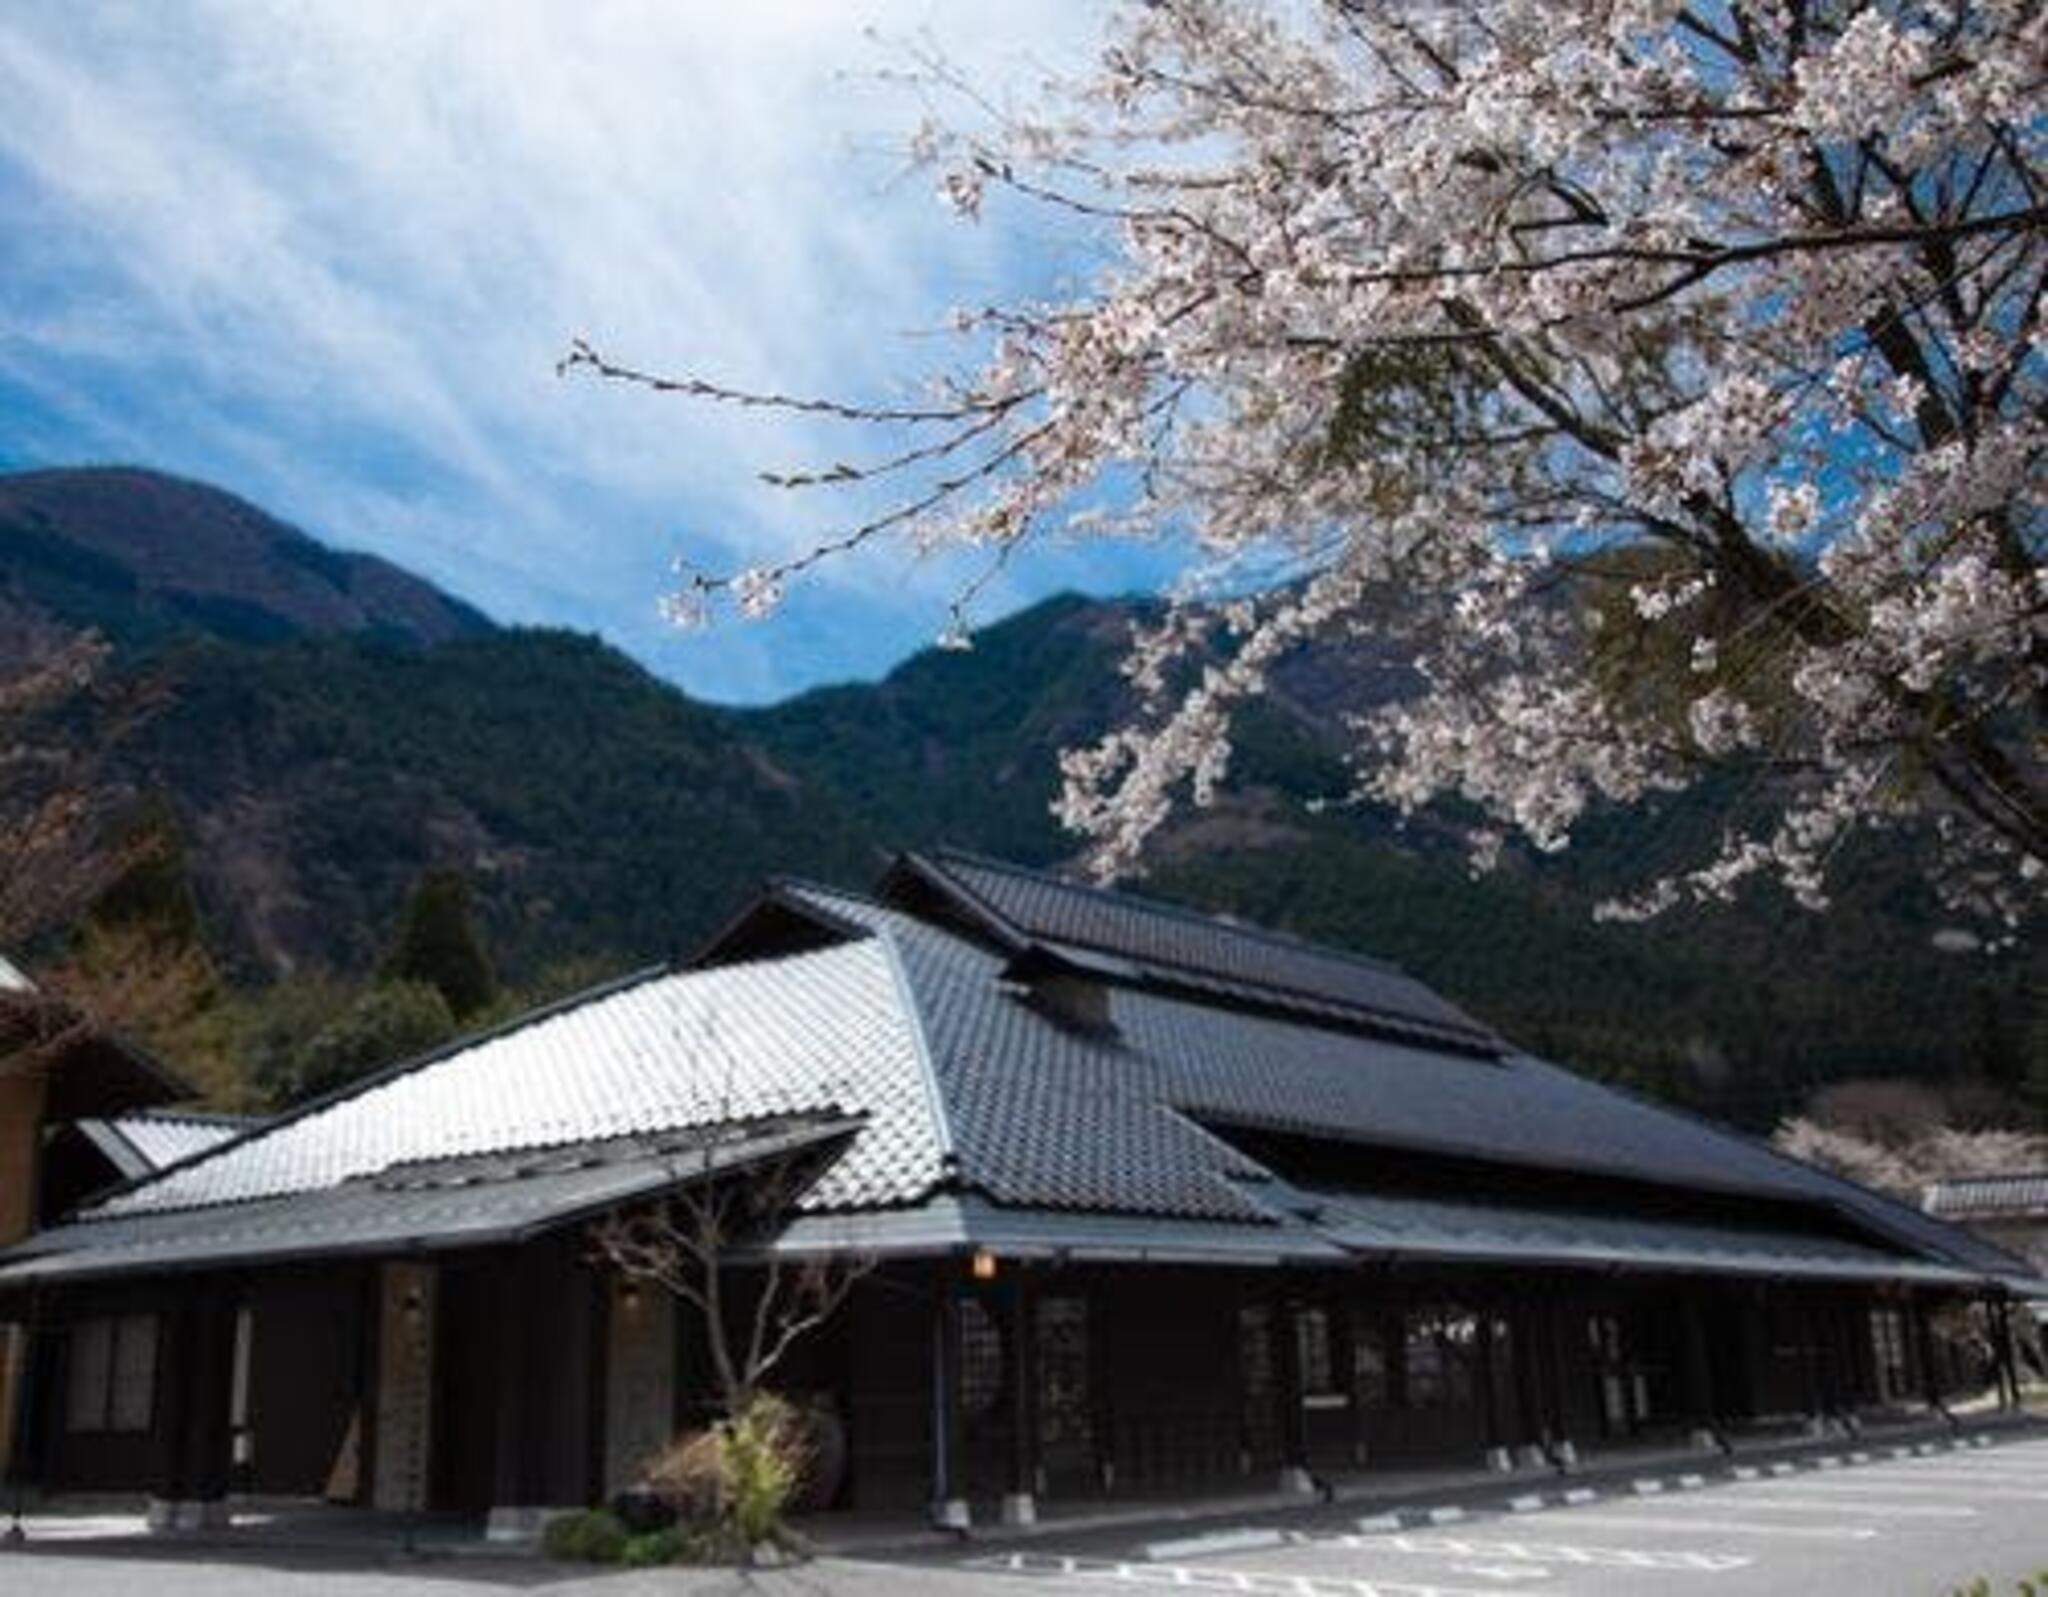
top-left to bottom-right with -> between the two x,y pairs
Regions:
3,1433 -> 2044,1596
945,1431 -> 2048,1597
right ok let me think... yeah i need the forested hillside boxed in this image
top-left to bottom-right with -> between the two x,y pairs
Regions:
3,467 -> 2037,1127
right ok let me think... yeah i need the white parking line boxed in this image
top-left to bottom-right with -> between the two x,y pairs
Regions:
1373,1533 -> 1750,1574
1145,1528 -> 1288,1561
971,1550 -> 1579,1597
1844,1465 -> 2048,1484
1750,1478 -> 2048,1501
1668,1492 -> 1976,1519
1550,1511 -> 1878,1541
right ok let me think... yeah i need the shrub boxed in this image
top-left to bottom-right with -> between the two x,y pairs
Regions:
722,1393 -> 807,1547
642,1424 -> 727,1524
638,1391 -> 813,1551
620,1528 -> 685,1567
540,1507 -> 628,1563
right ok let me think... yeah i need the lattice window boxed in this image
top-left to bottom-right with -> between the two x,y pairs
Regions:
957,1296 -> 1005,1420
1403,1306 -> 1478,1410
1351,1309 -> 1391,1408
1295,1307 -> 1337,1396
1036,1296 -> 1092,1449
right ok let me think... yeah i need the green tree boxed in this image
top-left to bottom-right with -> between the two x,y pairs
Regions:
288,980 -> 455,1103
381,869 -> 497,1020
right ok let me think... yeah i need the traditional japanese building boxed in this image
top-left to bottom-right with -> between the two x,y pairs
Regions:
1,850 -> 2038,1533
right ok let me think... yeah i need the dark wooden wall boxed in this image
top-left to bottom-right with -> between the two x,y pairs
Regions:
243,1263 -> 368,1496
14,1250 -> 1970,1514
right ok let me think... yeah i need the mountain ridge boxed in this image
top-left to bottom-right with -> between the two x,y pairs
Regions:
3,464 -> 2037,1128
0,466 -> 492,649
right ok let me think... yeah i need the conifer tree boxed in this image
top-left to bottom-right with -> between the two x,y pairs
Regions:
381,869 -> 497,1020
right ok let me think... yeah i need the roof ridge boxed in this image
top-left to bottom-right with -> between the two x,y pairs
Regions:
1927,1171 -> 2048,1186
923,845 -> 1409,977
868,928 -> 958,1189
766,873 -> 888,910
119,1108 -> 264,1127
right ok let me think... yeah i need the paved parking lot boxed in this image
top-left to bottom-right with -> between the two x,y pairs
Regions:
950,1434 -> 2048,1597
3,1432 -> 2043,1596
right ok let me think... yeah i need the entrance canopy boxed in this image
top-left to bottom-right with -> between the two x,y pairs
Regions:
0,1114 -> 858,1286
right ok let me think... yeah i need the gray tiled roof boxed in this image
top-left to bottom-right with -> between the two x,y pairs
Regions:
86,940 -> 944,1219
777,880 -> 2033,1281
4,854 -> 2032,1295
785,884 -> 1787,1206
1926,1174 -> 2048,1221
1288,1184 -> 1975,1285
3,1118 -> 858,1283
904,849 -> 1498,1051
80,1112 -> 259,1178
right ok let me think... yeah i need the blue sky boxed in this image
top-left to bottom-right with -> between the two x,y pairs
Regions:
0,1 -> 1180,702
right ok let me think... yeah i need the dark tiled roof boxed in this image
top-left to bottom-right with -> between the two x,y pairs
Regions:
1926,1174 -> 2048,1221
897,849 -> 1500,1052
780,879 -> 2034,1280
1287,1184 -> 1973,1285
2,854 -> 2033,1294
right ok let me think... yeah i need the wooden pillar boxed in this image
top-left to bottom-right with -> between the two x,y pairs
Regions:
370,1262 -> 435,1512
489,1259 -> 532,1525
182,1291 -> 235,1512
1544,1296 -> 1574,1449
150,1283 -> 235,1530
1476,1310 -> 1502,1456
4,1287 -> 43,1540
1913,1295 -> 1943,1412
0,1069 -> 48,1248
1796,1289 -> 1826,1423
1001,1271 -> 1037,1524
929,1270 -> 966,1528
1992,1294 -> 2019,1412
1274,1289 -> 1309,1490
1501,1304 -> 1535,1453
1681,1293 -> 1716,1433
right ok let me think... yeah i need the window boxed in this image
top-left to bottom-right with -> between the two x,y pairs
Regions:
1294,1307 -> 1337,1397
956,1297 -> 1005,1420
1036,1296 -> 1092,1449
66,1314 -> 156,1434
1402,1307 -> 1477,1410
1351,1311 -> 1391,1408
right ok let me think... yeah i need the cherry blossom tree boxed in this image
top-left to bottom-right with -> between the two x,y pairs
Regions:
566,0 -> 2043,927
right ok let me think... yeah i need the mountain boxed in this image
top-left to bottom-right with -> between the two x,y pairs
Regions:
2,466 -> 2037,1128
0,467 -> 491,648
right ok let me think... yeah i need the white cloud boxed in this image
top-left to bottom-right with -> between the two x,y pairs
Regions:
0,0 -> 1159,699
